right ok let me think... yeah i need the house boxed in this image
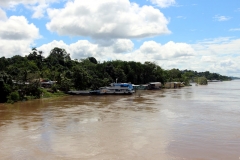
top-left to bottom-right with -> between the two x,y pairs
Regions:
40,80 -> 56,88
164,82 -> 183,89
148,82 -> 162,90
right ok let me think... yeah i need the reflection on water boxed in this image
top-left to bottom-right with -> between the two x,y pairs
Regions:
0,81 -> 240,160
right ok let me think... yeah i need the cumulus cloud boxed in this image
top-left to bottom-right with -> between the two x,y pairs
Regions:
0,8 -> 7,21
38,40 -> 109,60
0,13 -> 40,57
38,40 -> 70,58
150,0 -> 176,8
38,39 -> 133,61
191,37 -> 240,76
193,37 -> 240,56
31,3 -> 49,19
0,16 -> 39,40
140,41 -> 195,59
46,0 -> 170,39
112,39 -> 134,53
208,58 -> 240,75
37,39 -> 194,65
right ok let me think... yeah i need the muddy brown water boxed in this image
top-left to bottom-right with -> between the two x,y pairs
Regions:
0,81 -> 240,160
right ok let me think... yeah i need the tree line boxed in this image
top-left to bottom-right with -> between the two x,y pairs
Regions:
0,47 -> 231,103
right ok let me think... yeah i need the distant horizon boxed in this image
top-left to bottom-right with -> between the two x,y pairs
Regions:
0,0 -> 240,77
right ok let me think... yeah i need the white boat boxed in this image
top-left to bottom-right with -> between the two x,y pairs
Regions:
96,83 -> 135,95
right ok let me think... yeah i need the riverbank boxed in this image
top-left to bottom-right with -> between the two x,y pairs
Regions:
3,88 -> 68,104
41,89 -> 68,98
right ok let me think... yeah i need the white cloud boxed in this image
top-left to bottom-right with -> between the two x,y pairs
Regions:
161,41 -> 195,58
213,15 -> 231,22
0,16 -> 39,40
219,59 -> 234,67
190,37 -> 240,76
0,8 -> 7,21
31,3 -> 49,19
140,41 -> 195,59
229,28 -> 240,32
0,14 -> 40,57
200,56 -> 216,63
150,0 -> 176,8
208,58 -> 240,75
0,0 -> 57,8
0,0 -> 59,19
193,37 -> 240,56
38,40 -> 109,60
38,39 -> 134,60
37,40 -> 194,66
112,39 -> 134,53
38,40 -> 70,58
46,0 -> 170,39
70,41 -> 99,59
176,16 -> 186,19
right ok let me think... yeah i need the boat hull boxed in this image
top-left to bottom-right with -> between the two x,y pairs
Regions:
68,90 -> 134,95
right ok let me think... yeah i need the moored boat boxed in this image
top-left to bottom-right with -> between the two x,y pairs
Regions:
97,83 -> 135,95
68,83 -> 135,95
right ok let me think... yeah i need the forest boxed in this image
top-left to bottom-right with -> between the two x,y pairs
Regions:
0,47 -> 231,103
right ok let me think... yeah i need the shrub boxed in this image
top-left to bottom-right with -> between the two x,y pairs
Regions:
7,91 -> 19,103
196,77 -> 208,85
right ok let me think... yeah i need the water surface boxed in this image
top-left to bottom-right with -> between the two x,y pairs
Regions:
0,81 -> 240,160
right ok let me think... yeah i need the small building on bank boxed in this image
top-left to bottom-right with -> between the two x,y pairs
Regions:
148,82 -> 162,90
41,80 -> 57,88
164,82 -> 184,89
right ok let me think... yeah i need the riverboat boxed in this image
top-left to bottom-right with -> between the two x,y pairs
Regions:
91,83 -> 135,95
68,83 -> 135,95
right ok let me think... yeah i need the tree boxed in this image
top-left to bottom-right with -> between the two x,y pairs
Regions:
88,57 -> 98,64
72,65 -> 91,90
0,57 -> 8,71
0,72 -> 13,103
196,77 -> 208,85
46,47 -> 71,67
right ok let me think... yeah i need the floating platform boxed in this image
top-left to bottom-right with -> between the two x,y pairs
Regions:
67,90 -> 91,95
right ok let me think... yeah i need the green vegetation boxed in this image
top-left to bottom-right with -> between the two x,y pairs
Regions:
7,91 -> 20,103
0,47 -> 231,103
194,77 -> 208,85
41,89 -> 66,98
182,70 -> 231,81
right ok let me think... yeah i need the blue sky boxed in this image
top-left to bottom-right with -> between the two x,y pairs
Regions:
0,0 -> 240,76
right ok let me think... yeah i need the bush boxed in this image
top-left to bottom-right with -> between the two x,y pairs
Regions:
0,82 -> 11,103
196,77 -> 208,85
51,84 -> 58,93
7,91 -> 19,103
41,89 -> 52,98
25,81 -> 42,98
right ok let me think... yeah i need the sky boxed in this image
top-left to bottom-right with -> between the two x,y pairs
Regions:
0,0 -> 240,76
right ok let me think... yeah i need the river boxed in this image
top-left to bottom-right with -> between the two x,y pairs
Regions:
0,80 -> 240,160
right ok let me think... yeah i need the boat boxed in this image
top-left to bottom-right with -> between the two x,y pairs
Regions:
68,83 -> 135,95
67,90 -> 90,95
91,83 -> 135,95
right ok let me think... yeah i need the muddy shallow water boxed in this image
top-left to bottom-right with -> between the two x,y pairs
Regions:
0,81 -> 240,160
